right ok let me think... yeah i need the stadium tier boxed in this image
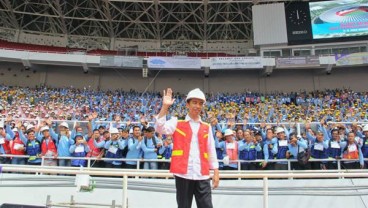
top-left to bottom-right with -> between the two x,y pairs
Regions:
0,1 -> 368,208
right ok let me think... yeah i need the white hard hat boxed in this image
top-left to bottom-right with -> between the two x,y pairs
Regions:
275,127 -> 285,134
109,127 -> 119,134
59,121 -> 69,129
0,122 -> 4,128
40,126 -> 50,132
186,88 -> 206,103
363,125 -> 368,132
26,124 -> 35,131
13,128 -> 18,132
224,129 -> 233,137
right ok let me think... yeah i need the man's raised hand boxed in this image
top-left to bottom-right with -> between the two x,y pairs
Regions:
162,88 -> 175,107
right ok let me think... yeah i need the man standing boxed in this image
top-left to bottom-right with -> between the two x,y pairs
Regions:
141,126 -> 162,170
155,88 -> 219,208
125,126 -> 143,169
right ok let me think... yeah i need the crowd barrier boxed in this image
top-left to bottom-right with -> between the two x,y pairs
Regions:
6,118 -> 368,138
1,154 -> 367,176
1,162 -> 368,208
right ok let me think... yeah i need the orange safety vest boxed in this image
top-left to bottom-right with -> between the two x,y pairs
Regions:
1,138 -> 11,154
87,136 -> 104,157
11,136 -> 25,155
343,143 -> 359,159
41,138 -> 57,155
170,120 -> 211,176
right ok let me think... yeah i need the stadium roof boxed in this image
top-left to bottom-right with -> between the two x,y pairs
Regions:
0,0 -> 257,42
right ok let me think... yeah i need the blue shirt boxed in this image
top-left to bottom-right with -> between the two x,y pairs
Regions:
69,144 -> 90,154
263,138 -> 278,162
238,141 -> 261,152
104,139 -> 126,165
287,139 -> 308,159
126,137 -> 142,165
141,137 -> 162,159
57,135 -> 75,157
158,143 -> 173,159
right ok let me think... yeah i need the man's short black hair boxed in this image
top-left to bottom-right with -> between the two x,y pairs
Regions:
254,131 -> 261,136
289,132 -> 297,138
146,126 -> 155,132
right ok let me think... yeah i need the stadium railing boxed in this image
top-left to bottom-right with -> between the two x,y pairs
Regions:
1,154 -> 367,177
8,119 -> 368,141
1,162 -> 368,208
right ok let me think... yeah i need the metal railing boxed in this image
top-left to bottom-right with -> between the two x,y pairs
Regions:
1,154 -> 367,175
1,164 -> 368,208
5,119 -> 368,135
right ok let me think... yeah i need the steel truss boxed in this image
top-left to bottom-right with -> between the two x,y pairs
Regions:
0,0 -> 258,51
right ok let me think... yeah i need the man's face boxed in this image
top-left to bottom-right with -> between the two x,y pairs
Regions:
42,130 -> 50,138
255,135 -> 262,142
332,130 -> 340,141
186,98 -> 204,118
236,130 -> 243,139
290,136 -> 297,146
225,135 -> 233,142
76,137 -> 84,144
93,130 -> 100,139
244,131 -> 251,142
28,131 -> 35,140
146,131 -> 154,138
111,133 -> 119,140
59,126 -> 67,133
266,129 -> 273,139
133,127 -> 141,137
347,133 -> 355,143
103,132 -> 110,139
277,132 -> 285,140
121,131 -> 129,138
316,133 -> 324,142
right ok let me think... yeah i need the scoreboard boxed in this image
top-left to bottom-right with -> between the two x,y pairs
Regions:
286,0 -> 368,45
253,0 -> 368,45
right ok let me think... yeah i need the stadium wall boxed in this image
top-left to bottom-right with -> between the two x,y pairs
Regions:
0,62 -> 366,93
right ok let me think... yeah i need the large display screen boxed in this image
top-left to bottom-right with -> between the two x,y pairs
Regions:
309,0 -> 368,39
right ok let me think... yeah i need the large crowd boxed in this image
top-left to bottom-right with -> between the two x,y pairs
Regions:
0,85 -> 367,171
0,86 -> 367,124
